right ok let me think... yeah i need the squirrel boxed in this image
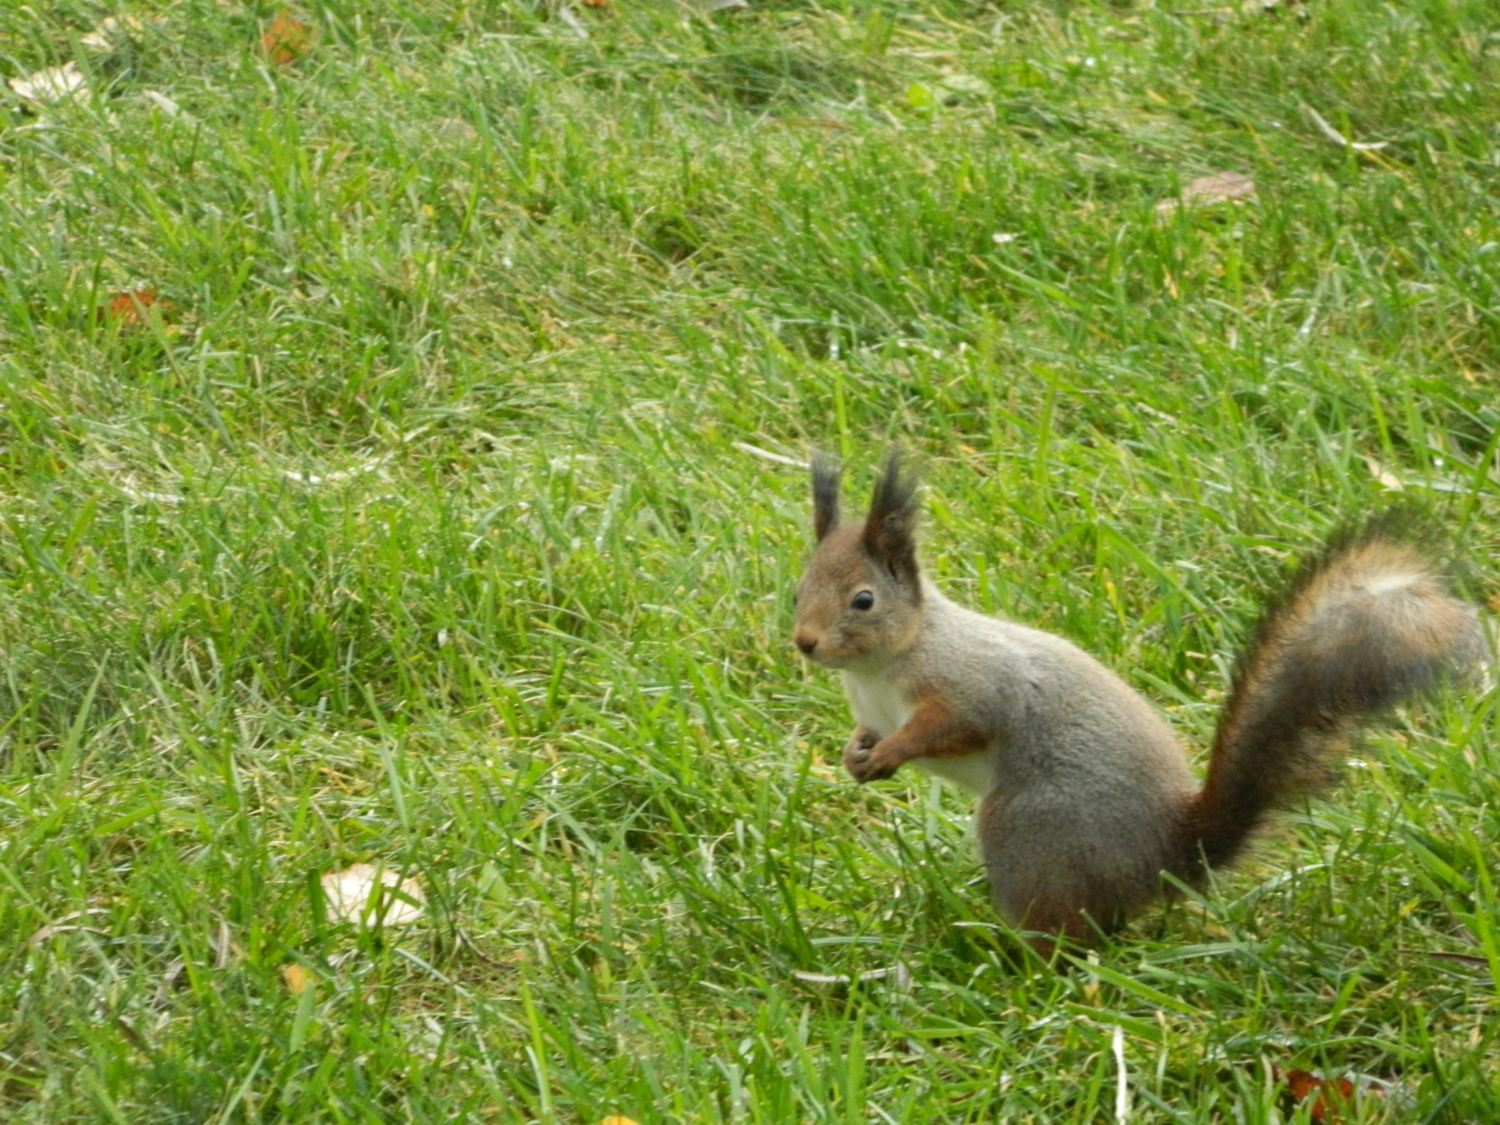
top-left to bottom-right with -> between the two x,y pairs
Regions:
792,452 -> 1487,946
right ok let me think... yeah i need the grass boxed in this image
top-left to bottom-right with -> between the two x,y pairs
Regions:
0,0 -> 1498,1120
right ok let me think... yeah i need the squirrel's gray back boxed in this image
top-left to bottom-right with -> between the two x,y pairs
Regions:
913,590 -> 1194,799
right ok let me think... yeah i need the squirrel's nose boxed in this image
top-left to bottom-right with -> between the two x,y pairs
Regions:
794,632 -> 818,656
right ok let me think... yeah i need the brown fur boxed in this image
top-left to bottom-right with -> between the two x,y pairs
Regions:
812,453 -> 841,543
861,452 -> 921,588
844,694 -> 989,781
1170,532 -> 1487,880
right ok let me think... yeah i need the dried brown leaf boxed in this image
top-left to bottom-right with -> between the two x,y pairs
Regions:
1157,172 -> 1257,214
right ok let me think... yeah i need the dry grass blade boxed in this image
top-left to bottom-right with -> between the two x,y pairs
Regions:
791,964 -> 910,986
1305,106 -> 1389,151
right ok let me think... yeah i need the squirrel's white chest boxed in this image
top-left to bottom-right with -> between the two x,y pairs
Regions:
841,668 -> 913,738
839,668 -> 997,796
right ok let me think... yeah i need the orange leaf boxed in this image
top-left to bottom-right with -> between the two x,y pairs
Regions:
1281,1068 -> 1359,1122
100,287 -> 172,326
281,964 -> 312,995
263,11 -> 314,66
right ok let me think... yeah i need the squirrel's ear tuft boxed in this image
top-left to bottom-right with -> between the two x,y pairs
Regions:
811,452 -> 841,542
863,451 -> 920,584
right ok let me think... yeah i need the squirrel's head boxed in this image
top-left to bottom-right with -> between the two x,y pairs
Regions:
793,452 -> 924,669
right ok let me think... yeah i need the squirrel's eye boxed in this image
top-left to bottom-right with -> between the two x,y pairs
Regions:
851,590 -> 875,611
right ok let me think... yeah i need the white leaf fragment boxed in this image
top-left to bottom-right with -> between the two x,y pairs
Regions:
9,61 -> 86,105
321,863 -> 426,926
1364,456 -> 1404,491
142,90 -> 181,117
81,16 -> 145,54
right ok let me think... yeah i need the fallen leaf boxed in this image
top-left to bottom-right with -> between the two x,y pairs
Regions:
263,11 -> 315,67
1283,1069 -> 1357,1121
1184,171 -> 1256,202
281,964 -> 312,995
1276,1067 -> 1398,1123
9,61 -> 86,105
1157,171 -> 1257,213
320,863 -> 425,926
435,118 -> 479,143
80,15 -> 145,54
1363,456 -> 1404,491
934,73 -> 989,103
142,90 -> 182,117
599,1118 -> 641,1125
100,287 -> 172,327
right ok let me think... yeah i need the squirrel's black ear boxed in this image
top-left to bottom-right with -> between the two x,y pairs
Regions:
811,452 -> 841,542
863,451 -> 920,585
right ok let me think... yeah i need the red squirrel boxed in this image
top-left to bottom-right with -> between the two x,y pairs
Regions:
792,453 -> 1485,945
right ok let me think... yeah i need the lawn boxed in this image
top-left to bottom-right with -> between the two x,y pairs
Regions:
1,0 -> 1498,1121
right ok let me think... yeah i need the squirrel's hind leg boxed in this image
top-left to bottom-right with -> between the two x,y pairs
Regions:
978,787 -> 1161,949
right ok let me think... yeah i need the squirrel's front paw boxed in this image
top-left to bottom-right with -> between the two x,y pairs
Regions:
844,728 -> 900,782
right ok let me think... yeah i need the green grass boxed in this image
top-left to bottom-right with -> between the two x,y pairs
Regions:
1,0 -> 1498,1120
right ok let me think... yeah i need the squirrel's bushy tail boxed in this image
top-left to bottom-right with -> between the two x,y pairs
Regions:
1172,526 -> 1487,880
